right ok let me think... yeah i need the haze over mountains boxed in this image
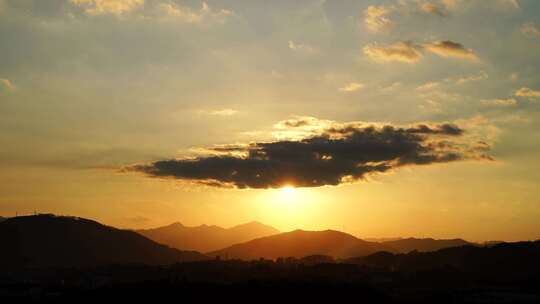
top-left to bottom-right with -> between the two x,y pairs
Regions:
137,221 -> 279,252
0,214 -> 207,269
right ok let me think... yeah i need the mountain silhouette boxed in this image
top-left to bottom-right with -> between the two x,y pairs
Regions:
382,237 -> 472,253
207,229 -> 393,260
349,241 -> 540,275
0,214 -> 208,269
136,221 -> 279,252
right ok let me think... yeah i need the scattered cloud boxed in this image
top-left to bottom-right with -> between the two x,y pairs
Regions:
455,71 -> 488,84
69,0 -> 144,15
364,1 -> 447,33
510,73 -> 519,82
363,41 -> 422,63
423,40 -> 478,61
126,118 -> 491,189
202,109 -> 239,116
69,0 -> 233,24
481,98 -> 517,106
339,82 -> 365,92
379,82 -> 402,93
364,5 -> 394,33
441,0 -> 460,10
418,2 -> 447,17
441,0 -> 519,10
288,40 -> 320,55
515,87 -> 540,98
159,1 -> 233,24
521,22 -> 540,38
418,89 -> 461,102
506,0 -> 520,9
416,81 -> 440,91
0,78 -> 14,90
365,40 -> 478,63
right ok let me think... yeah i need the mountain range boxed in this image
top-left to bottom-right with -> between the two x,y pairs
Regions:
136,221 -> 279,252
138,222 -> 472,258
0,214 -> 207,269
0,214 -> 480,269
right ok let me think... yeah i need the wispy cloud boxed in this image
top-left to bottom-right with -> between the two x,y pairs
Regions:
416,81 -> 440,91
159,2 -> 233,24
515,87 -> 540,98
365,40 -> 478,63
0,78 -> 14,90
70,0 -> 144,15
69,0 -> 233,25
339,82 -> 365,92
418,2 -> 447,17
507,0 -> 520,9
455,71 -> 488,84
441,0 -> 520,10
441,0 -> 460,10
521,22 -> 540,38
364,41 -> 422,63
481,98 -> 517,106
379,82 -> 402,93
423,40 -> 478,61
364,5 -> 394,33
204,109 -> 239,116
288,40 -> 320,55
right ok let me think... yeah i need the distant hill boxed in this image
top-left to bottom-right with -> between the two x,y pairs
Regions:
137,221 -> 279,252
0,216 -> 5,222
382,237 -> 472,253
348,241 -> 540,275
0,214 -> 208,269
208,229 -> 392,260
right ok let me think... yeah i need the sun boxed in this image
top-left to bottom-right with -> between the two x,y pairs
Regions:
281,185 -> 296,195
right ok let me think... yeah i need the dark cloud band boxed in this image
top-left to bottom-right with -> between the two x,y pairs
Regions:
126,123 -> 490,189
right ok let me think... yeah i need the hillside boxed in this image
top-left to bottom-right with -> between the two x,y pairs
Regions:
348,241 -> 540,275
382,237 -> 472,253
208,229 -> 391,260
0,214 -> 208,269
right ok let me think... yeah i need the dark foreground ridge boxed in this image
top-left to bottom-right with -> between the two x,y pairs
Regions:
1,242 -> 540,303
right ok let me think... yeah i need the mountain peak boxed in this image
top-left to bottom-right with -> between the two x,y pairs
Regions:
230,221 -> 279,232
137,220 -> 279,253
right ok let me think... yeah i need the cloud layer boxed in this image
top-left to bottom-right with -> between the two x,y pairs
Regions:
127,120 -> 490,189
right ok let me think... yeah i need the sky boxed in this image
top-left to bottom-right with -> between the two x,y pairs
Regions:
1,0 -> 539,242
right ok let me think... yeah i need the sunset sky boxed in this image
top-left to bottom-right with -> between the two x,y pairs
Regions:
1,0 -> 539,242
